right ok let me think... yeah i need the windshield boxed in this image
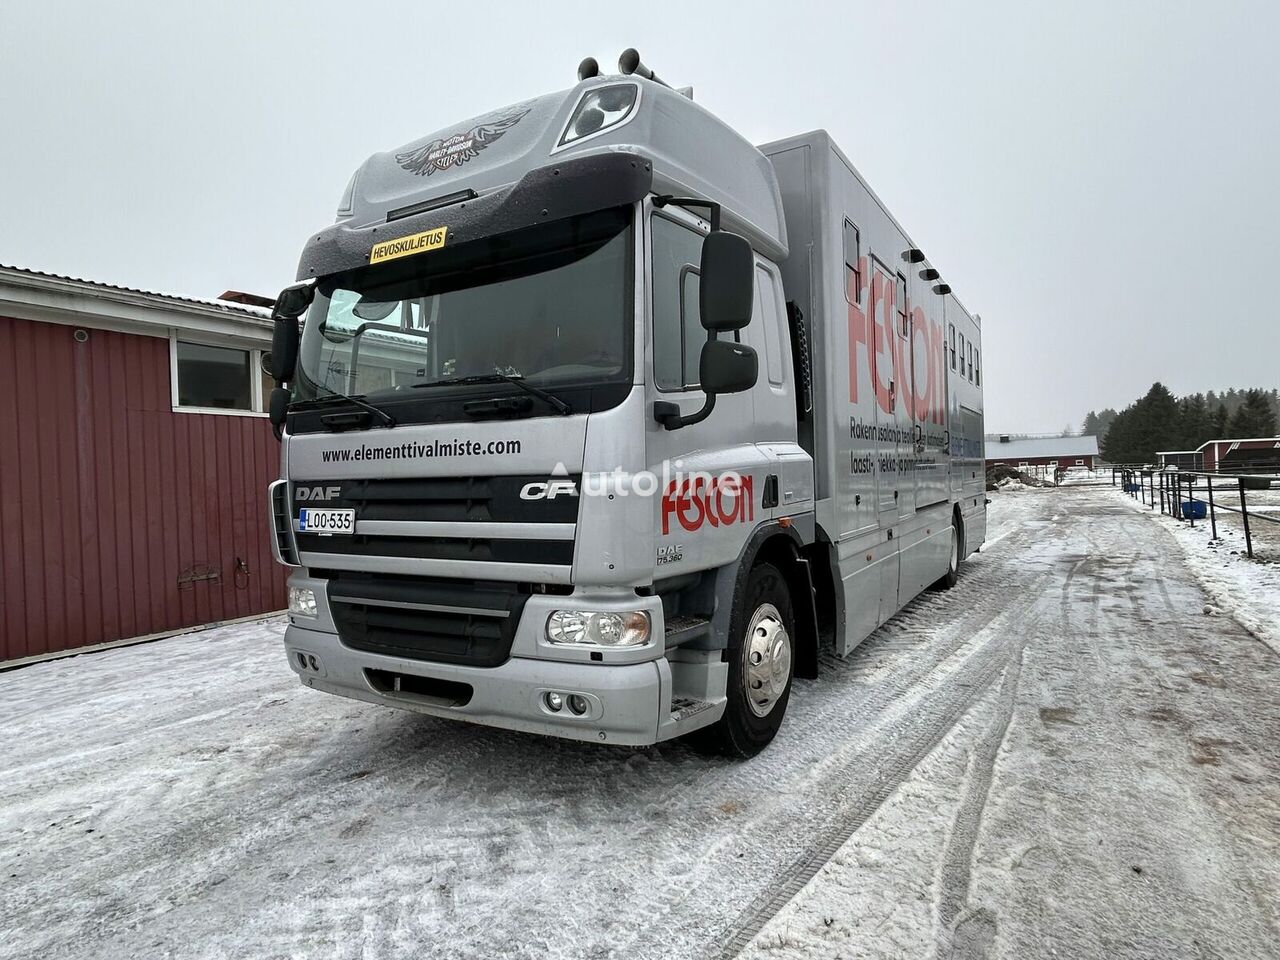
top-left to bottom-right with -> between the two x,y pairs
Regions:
294,207 -> 633,404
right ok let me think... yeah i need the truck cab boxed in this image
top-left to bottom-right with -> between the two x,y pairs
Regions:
268,55 -> 982,756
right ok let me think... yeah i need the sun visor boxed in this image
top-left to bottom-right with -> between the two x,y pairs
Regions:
297,152 -> 653,281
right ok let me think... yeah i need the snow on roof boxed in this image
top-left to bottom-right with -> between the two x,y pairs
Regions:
0,263 -> 272,320
985,434 -> 1100,460
1198,437 -> 1280,450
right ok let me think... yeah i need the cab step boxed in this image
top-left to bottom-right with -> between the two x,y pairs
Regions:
670,696 -> 716,724
664,614 -> 712,648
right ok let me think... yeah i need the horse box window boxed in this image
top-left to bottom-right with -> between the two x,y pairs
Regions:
843,220 -> 862,304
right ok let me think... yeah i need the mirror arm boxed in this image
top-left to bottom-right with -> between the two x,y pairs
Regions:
653,394 -> 717,431
653,195 -> 721,232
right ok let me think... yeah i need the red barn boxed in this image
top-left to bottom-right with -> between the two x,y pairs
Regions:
1157,438 -> 1280,473
985,433 -> 1100,478
0,265 -> 287,666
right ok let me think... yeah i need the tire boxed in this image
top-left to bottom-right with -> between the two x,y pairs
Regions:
931,512 -> 964,590
691,563 -> 795,758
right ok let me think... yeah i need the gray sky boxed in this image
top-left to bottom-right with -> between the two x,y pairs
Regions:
2,0 -> 1276,433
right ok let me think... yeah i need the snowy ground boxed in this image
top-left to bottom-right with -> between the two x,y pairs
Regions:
1117,481 -> 1280,655
2,487 -> 1277,960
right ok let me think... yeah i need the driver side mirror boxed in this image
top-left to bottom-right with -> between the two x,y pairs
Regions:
268,280 -> 315,383
699,231 -> 753,331
654,233 -> 759,430
700,340 -> 757,395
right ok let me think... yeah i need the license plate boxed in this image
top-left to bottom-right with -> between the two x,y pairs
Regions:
298,508 -> 355,535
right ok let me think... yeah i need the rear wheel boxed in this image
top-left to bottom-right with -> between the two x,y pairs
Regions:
691,563 -> 795,758
931,513 -> 964,590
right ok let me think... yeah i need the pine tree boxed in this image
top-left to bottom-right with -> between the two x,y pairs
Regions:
1095,408 -> 1118,440
1228,389 -> 1278,437
1209,403 -> 1229,439
1177,393 -> 1210,448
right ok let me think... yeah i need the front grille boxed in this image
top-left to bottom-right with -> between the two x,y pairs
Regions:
291,475 -> 579,575
295,533 -> 573,564
269,481 -> 299,565
305,476 -> 580,524
328,572 -> 535,668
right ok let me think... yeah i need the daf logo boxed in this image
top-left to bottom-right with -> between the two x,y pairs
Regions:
295,485 -> 342,502
520,480 -> 578,500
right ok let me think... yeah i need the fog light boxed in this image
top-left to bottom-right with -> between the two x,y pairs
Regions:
288,586 -> 317,618
546,610 -> 650,647
545,692 -> 564,712
568,694 -> 589,716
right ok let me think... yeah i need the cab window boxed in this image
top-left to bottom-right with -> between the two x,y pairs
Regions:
652,215 -> 707,390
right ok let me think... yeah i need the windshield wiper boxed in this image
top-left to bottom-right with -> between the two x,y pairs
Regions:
413,374 -> 572,416
293,389 -> 397,427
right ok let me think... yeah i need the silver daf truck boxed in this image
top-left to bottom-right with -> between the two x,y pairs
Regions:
266,52 -> 985,757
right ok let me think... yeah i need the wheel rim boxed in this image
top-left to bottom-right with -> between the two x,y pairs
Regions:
950,525 -> 959,572
743,603 -> 791,718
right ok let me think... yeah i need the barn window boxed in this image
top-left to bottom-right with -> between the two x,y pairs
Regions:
173,338 -> 269,415
843,219 -> 862,305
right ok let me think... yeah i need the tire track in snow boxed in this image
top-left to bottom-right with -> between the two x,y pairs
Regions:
932,646 -> 1026,959
448,508 -> 1054,960
711,571 -> 1051,960
714,497 -> 1058,959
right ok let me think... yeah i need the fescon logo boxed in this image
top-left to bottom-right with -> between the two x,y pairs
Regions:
661,474 -> 754,535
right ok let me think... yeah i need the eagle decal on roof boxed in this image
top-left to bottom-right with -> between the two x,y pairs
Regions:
395,106 -> 532,177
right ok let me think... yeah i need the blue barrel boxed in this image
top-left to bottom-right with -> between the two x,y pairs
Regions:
1181,501 -> 1207,520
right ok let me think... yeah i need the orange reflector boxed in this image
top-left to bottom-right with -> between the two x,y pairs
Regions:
778,516 -> 792,528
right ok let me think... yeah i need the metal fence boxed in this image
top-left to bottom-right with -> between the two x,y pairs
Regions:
1112,465 -> 1279,559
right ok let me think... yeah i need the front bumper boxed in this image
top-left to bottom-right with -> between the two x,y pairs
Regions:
284,623 -> 671,746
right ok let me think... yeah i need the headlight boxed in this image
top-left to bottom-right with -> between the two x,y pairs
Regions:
558,84 -> 639,147
546,609 -> 651,647
288,586 -> 318,618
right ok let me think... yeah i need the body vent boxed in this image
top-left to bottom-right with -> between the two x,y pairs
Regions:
269,480 -> 300,566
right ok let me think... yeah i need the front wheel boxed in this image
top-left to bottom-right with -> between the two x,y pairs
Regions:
691,563 -> 795,758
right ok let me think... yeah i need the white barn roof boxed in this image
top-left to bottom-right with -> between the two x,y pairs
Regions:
985,435 -> 1100,460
